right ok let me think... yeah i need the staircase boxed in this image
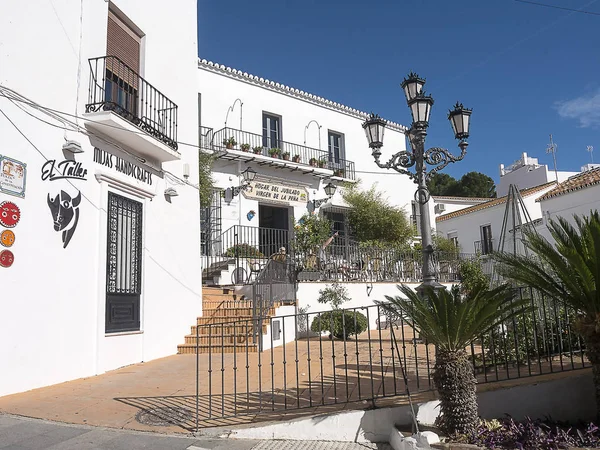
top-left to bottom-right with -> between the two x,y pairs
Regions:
177,286 -> 278,354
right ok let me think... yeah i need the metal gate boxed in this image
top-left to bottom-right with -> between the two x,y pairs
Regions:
105,192 -> 143,333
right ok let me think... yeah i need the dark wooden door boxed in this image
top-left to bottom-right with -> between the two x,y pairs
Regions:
105,192 -> 143,333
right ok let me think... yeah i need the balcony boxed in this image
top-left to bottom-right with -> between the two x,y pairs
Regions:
210,127 -> 356,181
474,238 -> 494,255
84,56 -> 180,163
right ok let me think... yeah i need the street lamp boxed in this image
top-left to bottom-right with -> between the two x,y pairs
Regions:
362,73 -> 472,292
308,182 -> 337,212
228,167 -> 257,198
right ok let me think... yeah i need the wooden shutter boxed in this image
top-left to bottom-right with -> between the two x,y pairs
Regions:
106,10 -> 141,74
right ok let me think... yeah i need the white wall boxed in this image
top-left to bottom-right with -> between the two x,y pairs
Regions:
498,164 -> 577,197
435,186 -> 554,254
0,0 -> 201,396
198,64 -> 415,236
537,184 -> 600,241
230,371 -> 595,443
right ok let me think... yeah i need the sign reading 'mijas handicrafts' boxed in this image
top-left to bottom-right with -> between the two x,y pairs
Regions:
243,181 -> 308,207
93,147 -> 153,185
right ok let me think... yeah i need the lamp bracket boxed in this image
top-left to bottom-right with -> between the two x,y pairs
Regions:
424,145 -> 467,182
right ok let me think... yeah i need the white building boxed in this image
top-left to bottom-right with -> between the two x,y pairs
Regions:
536,167 -> 600,240
196,59 -> 416,283
497,152 -> 577,197
0,0 -> 201,396
435,182 -> 556,254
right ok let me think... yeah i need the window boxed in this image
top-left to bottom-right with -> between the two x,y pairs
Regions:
321,208 -> 350,257
480,224 -> 493,255
262,113 -> 281,149
105,192 -> 143,333
448,233 -> 459,250
105,6 -> 143,117
328,131 -> 345,164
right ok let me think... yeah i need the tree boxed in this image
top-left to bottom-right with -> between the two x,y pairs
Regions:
198,152 -> 216,206
380,284 -> 527,436
292,213 -> 331,255
342,183 -> 413,246
494,211 -> 600,420
448,172 -> 496,198
428,173 -> 458,196
428,171 -> 496,198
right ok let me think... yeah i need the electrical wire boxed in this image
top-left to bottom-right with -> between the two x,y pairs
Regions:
0,84 -> 409,182
0,105 -> 99,209
0,86 -> 202,188
514,0 -> 600,16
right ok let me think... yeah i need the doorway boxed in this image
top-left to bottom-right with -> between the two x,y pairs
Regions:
105,192 -> 143,333
259,204 -> 290,257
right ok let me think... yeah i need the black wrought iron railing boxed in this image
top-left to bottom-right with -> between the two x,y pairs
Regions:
202,225 -> 497,285
86,56 -> 178,150
112,286 -> 587,430
211,127 -> 356,180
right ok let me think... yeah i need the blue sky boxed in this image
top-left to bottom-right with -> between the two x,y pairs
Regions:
198,0 -> 600,183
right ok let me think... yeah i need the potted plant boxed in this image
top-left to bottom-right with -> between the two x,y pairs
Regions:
309,157 -> 318,167
222,136 -> 237,149
292,154 -> 301,163
252,146 -> 263,155
318,158 -> 327,168
334,168 -> 345,177
240,143 -> 250,152
282,152 -> 290,161
269,148 -> 281,158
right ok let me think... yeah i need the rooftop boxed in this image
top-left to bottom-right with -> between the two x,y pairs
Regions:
198,58 -> 407,132
432,195 -> 490,202
537,167 -> 600,202
436,182 -> 556,222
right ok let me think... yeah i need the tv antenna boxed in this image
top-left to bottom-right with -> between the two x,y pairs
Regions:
546,134 -> 558,182
587,145 -> 594,163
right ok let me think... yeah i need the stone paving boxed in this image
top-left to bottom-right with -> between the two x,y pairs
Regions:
0,414 -> 393,450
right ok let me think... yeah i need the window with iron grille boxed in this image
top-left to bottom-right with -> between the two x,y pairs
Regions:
201,189 -> 222,256
105,192 -> 143,333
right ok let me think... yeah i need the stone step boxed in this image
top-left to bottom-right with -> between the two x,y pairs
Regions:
177,343 -> 258,354
203,307 -> 276,317
183,333 -> 260,345
191,323 -> 268,336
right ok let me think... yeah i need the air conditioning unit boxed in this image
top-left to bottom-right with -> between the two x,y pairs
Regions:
434,203 -> 446,214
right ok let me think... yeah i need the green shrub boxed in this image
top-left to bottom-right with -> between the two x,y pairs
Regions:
224,243 -> 264,258
310,310 -> 368,339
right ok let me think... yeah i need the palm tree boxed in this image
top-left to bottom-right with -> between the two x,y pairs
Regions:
381,284 -> 527,436
494,211 -> 600,419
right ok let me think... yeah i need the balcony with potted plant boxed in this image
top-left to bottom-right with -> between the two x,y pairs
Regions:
268,148 -> 281,159
210,126 -> 356,180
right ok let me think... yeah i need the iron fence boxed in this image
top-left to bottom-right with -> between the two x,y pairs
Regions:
188,288 -> 587,429
211,127 -> 356,180
86,56 -> 178,150
202,225 -> 497,286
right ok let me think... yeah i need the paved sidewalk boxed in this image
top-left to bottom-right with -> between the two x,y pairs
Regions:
0,414 -> 391,450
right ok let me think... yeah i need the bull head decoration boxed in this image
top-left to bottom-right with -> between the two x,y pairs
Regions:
47,190 -> 81,248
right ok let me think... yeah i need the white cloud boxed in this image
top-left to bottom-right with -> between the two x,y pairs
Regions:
555,89 -> 600,128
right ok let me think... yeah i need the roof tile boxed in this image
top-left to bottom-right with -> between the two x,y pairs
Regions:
435,182 -> 556,222
536,168 -> 600,201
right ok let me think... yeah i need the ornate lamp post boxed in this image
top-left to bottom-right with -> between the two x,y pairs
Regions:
362,72 -> 472,292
